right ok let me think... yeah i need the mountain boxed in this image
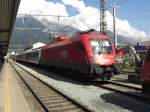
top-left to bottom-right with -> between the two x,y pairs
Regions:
10,16 -> 79,49
107,31 -> 139,45
10,16 -> 139,49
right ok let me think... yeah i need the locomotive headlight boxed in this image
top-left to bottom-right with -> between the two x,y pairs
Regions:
90,56 -> 94,63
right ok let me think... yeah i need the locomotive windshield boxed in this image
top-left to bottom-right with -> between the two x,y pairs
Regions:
90,38 -> 112,54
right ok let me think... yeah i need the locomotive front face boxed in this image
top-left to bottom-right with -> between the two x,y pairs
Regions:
81,34 -> 117,80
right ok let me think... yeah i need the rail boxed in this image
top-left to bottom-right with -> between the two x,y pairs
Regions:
9,60 -> 92,112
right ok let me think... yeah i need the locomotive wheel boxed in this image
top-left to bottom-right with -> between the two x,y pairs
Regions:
112,65 -> 119,75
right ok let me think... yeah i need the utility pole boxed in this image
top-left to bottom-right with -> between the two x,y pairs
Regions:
100,0 -> 107,34
57,15 -> 60,23
112,3 -> 118,48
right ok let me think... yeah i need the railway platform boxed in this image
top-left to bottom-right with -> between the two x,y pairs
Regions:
0,61 -> 31,112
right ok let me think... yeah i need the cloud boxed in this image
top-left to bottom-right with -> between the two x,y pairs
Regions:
62,0 -> 85,13
106,11 -> 148,40
18,0 -> 68,16
18,0 -> 149,41
60,6 -> 99,31
61,0 -> 148,40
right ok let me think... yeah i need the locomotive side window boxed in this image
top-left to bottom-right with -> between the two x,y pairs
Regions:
90,38 -> 112,54
77,42 -> 85,51
145,48 -> 150,61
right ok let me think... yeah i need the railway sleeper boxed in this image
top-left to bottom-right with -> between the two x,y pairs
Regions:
38,95 -> 63,100
47,103 -> 77,109
36,92 -> 58,97
42,97 -> 67,102
47,104 -> 79,112
44,101 -> 75,107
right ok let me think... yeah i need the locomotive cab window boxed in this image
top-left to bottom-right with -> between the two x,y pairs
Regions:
89,38 -> 112,54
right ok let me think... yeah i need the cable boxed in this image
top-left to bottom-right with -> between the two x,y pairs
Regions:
17,0 -> 128,31
17,14 -> 68,17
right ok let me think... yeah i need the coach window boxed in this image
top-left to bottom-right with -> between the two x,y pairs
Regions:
26,53 -> 29,59
33,53 -> 35,58
33,52 -> 37,58
32,53 -> 35,58
34,52 -> 38,58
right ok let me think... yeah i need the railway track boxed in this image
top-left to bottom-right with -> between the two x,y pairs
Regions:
108,80 -> 141,90
9,61 -> 91,112
93,80 -> 150,104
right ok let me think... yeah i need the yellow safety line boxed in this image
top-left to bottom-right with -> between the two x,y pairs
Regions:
4,65 -> 11,112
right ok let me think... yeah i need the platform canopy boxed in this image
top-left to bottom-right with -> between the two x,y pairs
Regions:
0,0 -> 20,56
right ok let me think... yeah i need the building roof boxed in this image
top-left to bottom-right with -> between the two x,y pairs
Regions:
0,0 -> 21,56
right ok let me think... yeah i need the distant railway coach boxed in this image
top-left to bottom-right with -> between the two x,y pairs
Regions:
16,30 -> 117,80
16,48 -> 41,64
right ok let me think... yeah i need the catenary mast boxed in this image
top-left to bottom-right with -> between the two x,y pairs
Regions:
100,0 -> 107,34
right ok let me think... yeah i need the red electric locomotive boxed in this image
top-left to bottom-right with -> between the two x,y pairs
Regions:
40,30 -> 117,80
141,46 -> 150,93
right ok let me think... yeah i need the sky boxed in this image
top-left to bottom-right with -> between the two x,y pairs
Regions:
17,0 -> 150,41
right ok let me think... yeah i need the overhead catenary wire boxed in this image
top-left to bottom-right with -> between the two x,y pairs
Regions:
17,14 -> 69,17
16,0 -> 128,31
17,0 -> 127,22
